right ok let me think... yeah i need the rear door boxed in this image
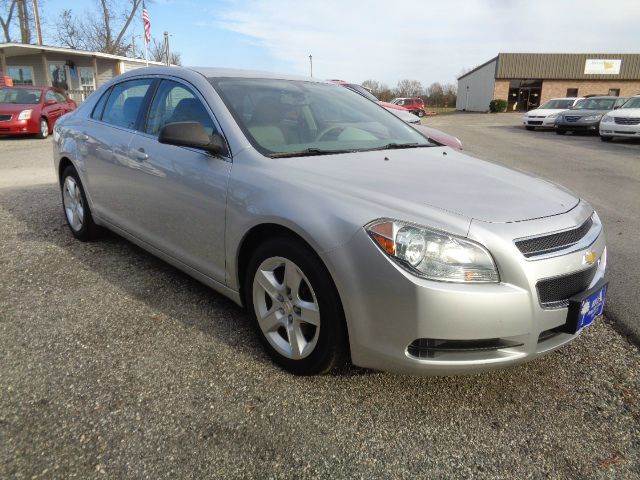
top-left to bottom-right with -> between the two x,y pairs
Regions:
124,78 -> 231,282
42,90 -> 64,123
81,78 -> 156,230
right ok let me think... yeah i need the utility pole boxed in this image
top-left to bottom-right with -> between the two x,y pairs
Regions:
163,31 -> 170,66
31,0 -> 42,45
309,54 -> 313,77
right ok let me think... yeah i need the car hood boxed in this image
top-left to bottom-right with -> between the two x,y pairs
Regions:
289,147 -> 579,223
0,103 -> 40,113
525,108 -> 566,116
609,108 -> 640,117
562,109 -> 609,116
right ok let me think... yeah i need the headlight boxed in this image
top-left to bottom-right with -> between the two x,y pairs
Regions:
365,219 -> 499,283
556,115 -> 563,122
601,115 -> 614,123
583,115 -> 602,122
17,109 -> 32,121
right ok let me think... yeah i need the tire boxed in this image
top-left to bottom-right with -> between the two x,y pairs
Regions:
556,129 -> 566,135
600,136 -> 613,142
525,126 -> 535,131
244,236 -> 348,375
60,165 -> 101,241
417,110 -> 425,117
37,118 -> 49,139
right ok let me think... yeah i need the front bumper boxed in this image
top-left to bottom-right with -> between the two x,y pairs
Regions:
600,122 -> 640,137
522,116 -> 557,128
0,118 -> 38,135
555,119 -> 600,132
326,202 -> 606,375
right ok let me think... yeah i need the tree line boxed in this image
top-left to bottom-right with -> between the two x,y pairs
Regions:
0,0 -> 181,64
362,79 -> 457,107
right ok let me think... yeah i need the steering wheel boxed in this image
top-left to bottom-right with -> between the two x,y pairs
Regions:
315,125 -> 345,142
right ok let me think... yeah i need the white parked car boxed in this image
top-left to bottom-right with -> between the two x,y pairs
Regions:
600,96 -> 640,142
522,97 -> 583,130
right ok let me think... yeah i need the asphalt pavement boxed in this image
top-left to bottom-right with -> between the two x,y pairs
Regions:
1,125 -> 639,479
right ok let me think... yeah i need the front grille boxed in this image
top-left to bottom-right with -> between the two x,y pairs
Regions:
528,121 -> 543,125
536,264 -> 598,308
564,116 -> 581,122
515,217 -> 593,258
407,338 -> 524,359
0,114 -> 12,121
614,117 -> 640,125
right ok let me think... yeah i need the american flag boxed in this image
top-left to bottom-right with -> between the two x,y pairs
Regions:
142,3 -> 151,44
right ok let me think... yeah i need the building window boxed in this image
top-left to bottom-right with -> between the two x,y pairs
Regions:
608,88 -> 620,97
6,66 -> 34,85
48,62 -> 69,90
566,88 -> 579,97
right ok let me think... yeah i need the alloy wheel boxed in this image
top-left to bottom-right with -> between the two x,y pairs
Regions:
62,176 -> 84,232
252,256 -> 320,360
40,119 -> 49,138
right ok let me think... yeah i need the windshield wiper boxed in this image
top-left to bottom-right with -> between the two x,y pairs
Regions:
271,148 -> 354,158
369,142 -> 432,151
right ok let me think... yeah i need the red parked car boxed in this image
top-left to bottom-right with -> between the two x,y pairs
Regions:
0,85 -> 76,139
390,97 -> 426,117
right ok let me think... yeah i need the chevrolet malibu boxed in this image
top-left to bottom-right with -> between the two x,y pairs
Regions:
53,67 -> 608,375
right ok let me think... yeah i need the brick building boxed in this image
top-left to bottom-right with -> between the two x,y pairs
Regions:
456,53 -> 640,112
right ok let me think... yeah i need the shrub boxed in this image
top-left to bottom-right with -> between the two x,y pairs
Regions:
489,99 -> 508,113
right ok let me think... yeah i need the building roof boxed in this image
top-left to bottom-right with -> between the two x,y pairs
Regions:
0,42 -> 164,65
459,52 -> 640,81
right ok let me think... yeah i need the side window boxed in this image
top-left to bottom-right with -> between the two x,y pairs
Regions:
45,90 -> 57,103
54,92 -> 67,103
91,87 -> 111,120
101,79 -> 153,130
145,80 -> 216,136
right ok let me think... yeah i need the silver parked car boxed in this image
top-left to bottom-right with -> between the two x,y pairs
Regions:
54,67 -> 608,375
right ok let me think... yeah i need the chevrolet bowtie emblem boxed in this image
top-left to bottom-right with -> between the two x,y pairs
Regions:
583,250 -> 598,265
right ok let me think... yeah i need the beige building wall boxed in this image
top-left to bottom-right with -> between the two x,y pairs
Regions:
540,80 -> 640,103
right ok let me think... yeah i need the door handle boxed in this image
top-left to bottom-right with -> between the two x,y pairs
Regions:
133,148 -> 148,161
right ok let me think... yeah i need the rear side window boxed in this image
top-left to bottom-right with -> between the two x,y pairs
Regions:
91,88 -> 110,120
145,80 -> 216,136
54,92 -> 67,103
101,79 -> 153,130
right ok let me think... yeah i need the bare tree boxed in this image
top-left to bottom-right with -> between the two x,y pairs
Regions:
394,79 -> 423,98
54,0 -> 145,56
0,0 -> 17,42
16,0 -> 30,43
149,37 -> 181,65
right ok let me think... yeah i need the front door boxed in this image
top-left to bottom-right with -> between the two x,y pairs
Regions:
125,78 -> 231,282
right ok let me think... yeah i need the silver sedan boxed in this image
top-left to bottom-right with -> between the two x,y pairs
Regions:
53,67 -> 607,375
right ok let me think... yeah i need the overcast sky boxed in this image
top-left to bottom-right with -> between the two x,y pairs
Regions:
44,0 -> 640,87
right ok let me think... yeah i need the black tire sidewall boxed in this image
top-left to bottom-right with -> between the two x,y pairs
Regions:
244,237 -> 347,375
61,165 -> 97,241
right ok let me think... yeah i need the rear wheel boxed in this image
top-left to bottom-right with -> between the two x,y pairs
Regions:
245,237 -> 348,375
37,118 -> 49,139
600,135 -> 613,142
417,110 -> 425,117
60,165 -> 101,241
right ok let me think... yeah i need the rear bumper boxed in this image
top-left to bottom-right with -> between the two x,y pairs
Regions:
326,202 -> 607,376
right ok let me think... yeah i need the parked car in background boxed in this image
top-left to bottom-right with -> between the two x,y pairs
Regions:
54,66 -> 607,376
0,86 -> 76,138
391,97 -> 427,117
555,96 -> 628,135
522,97 -> 583,130
329,80 -> 462,149
600,96 -> 640,142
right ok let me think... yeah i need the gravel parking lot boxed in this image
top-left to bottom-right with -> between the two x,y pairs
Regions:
1,116 -> 639,479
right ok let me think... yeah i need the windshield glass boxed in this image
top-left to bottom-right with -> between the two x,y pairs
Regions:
540,99 -> 574,109
211,78 -> 432,157
345,84 -> 378,102
0,87 -> 42,104
621,97 -> 640,109
572,98 -> 616,110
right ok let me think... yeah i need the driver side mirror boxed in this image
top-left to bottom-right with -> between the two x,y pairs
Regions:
158,121 -> 227,155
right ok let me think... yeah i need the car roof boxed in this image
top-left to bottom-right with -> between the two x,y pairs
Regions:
191,66 -> 321,83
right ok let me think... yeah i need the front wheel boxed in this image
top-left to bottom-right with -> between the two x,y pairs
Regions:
245,237 -> 348,375
37,118 -> 49,139
417,110 -> 426,117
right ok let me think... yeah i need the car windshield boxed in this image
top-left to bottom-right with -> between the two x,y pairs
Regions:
0,87 -> 42,104
572,98 -> 616,110
211,78 -> 432,157
345,84 -> 378,102
621,97 -> 640,109
540,99 -> 574,109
